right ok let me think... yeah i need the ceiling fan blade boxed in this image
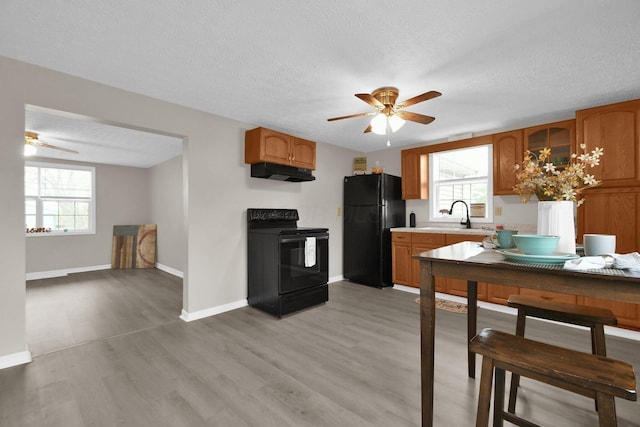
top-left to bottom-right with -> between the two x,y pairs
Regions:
396,110 -> 436,125
355,93 -> 384,109
33,141 -> 79,154
363,124 -> 372,133
327,112 -> 375,122
396,91 -> 442,109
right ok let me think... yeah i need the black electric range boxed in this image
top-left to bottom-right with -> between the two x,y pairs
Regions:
247,209 -> 329,317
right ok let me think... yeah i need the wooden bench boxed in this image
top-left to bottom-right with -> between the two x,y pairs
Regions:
470,328 -> 636,427
507,294 -> 617,413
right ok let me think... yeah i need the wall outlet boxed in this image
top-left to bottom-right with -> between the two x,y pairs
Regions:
336,207 -> 341,216
495,206 -> 503,216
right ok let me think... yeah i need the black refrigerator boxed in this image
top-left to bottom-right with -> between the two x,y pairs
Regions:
343,173 -> 405,288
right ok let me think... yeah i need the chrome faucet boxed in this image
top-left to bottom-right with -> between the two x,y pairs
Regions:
439,200 -> 471,229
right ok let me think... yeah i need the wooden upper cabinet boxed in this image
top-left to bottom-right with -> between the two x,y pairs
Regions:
401,147 -> 428,200
493,130 -> 523,195
290,137 -> 316,170
245,127 -> 316,170
524,119 -> 575,167
576,99 -> 640,187
252,129 -> 290,164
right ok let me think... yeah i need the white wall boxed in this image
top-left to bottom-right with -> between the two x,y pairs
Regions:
26,154 -> 185,276
363,148 -> 402,177
26,160 -> 152,273
0,56 -> 362,363
149,155 -> 184,273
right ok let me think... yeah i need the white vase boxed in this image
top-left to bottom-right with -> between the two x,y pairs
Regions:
537,201 -> 576,254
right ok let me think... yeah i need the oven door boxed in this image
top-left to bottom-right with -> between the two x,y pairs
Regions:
279,233 -> 329,293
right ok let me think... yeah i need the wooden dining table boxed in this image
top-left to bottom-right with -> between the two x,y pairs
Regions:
415,241 -> 640,427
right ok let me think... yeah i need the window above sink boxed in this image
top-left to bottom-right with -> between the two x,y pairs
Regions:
429,145 -> 493,225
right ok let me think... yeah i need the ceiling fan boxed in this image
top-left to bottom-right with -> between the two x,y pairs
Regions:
24,131 -> 79,155
327,87 -> 441,136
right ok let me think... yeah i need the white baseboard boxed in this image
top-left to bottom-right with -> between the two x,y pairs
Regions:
26,264 -> 111,281
180,299 -> 248,322
393,284 -> 419,294
393,285 -> 640,342
155,263 -> 183,278
183,277 -> 341,323
0,349 -> 32,370
27,264 -> 184,281
181,277 -> 338,322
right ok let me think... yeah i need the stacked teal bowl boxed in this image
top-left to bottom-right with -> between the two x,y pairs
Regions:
512,235 -> 560,255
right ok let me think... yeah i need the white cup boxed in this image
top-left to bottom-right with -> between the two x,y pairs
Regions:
583,234 -> 616,256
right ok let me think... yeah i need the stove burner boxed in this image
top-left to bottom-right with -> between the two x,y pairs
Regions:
247,208 -> 299,223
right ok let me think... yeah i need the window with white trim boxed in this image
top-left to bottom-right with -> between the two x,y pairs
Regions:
25,161 -> 96,235
429,145 -> 493,223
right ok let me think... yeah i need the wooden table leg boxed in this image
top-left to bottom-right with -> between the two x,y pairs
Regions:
420,260 -> 436,427
467,280 -> 478,378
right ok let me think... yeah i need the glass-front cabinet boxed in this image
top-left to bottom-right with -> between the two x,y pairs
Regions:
524,119 -> 575,167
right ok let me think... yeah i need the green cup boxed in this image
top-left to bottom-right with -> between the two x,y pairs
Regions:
491,229 -> 518,249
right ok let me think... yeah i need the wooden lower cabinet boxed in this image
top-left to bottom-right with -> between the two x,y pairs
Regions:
391,233 -> 412,286
410,233 -> 447,292
486,284 -> 520,306
392,231 -> 447,290
413,242 -> 448,292
392,231 -> 486,294
579,296 -> 640,329
443,234 -> 488,300
391,230 -> 640,330
489,285 -> 640,331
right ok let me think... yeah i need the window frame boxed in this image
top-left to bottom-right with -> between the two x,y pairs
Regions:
25,161 -> 96,237
428,144 -> 494,224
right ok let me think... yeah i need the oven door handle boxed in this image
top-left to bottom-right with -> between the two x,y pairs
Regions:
280,235 -> 329,243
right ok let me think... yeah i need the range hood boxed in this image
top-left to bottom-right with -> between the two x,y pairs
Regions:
250,162 -> 316,182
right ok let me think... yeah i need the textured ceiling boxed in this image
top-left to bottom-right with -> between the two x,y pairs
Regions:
25,106 -> 183,168
3,1 -> 640,167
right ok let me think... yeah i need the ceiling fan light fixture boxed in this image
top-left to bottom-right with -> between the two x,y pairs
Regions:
388,115 -> 405,132
328,87 -> 440,144
24,143 -> 37,156
370,113 -> 387,135
371,113 -> 405,135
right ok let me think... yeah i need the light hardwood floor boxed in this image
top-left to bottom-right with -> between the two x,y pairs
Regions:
1,270 -> 638,426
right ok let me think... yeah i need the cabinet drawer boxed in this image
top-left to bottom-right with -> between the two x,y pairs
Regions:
392,232 -> 413,242
411,233 -> 447,246
445,233 -> 487,244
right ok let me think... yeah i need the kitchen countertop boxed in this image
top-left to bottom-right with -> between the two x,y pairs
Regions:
391,227 -> 492,235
